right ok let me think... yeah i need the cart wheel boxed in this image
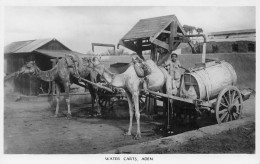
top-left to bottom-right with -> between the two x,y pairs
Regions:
98,97 -> 106,108
215,86 -> 243,124
99,97 -> 113,109
139,98 -> 146,113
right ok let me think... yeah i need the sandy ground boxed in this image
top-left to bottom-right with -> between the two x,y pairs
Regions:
146,122 -> 255,154
4,94 -> 255,154
4,99 -> 161,154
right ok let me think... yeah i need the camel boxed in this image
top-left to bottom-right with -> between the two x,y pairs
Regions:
17,55 -> 101,118
17,56 -> 79,118
70,56 -> 102,116
91,55 -> 174,139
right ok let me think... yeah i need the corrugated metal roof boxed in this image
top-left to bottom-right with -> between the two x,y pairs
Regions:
4,38 -> 56,54
16,39 -> 53,53
4,40 -> 33,53
35,50 -> 88,58
121,15 -> 179,40
208,29 -> 256,36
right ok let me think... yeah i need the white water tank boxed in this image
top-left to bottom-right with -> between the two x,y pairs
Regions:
180,61 -> 237,100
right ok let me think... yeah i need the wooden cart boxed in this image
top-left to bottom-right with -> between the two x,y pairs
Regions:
146,60 -> 252,128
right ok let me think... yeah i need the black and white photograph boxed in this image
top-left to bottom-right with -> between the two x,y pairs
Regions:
1,1 -> 259,163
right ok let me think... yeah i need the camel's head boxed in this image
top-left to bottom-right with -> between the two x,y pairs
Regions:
17,61 -> 37,76
90,56 -> 105,76
82,57 -> 91,64
64,54 -> 82,79
82,57 -> 95,68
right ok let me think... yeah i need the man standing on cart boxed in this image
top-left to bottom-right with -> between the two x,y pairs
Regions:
162,51 -> 187,89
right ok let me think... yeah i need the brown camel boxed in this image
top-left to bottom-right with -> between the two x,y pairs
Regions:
91,55 -> 173,139
17,55 -> 101,118
17,56 -> 80,118
72,56 -> 102,115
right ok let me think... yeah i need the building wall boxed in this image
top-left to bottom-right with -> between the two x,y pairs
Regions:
194,41 -> 255,54
6,53 -> 38,95
215,42 -> 233,53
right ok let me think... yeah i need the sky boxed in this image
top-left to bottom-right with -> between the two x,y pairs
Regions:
4,6 -> 256,54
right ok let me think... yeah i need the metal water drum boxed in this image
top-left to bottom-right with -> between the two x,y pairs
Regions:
182,61 -> 237,100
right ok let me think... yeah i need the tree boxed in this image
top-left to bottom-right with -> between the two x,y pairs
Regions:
196,28 -> 203,34
189,26 -> 196,34
183,25 -> 196,34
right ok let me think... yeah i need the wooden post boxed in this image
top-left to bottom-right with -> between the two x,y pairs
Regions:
150,44 -> 156,61
202,42 -> 206,63
169,21 -> 178,53
136,39 -> 143,59
166,21 -> 177,125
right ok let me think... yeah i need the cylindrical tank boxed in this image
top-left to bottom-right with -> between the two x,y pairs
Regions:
180,61 -> 237,100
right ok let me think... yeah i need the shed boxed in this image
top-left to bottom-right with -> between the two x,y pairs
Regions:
118,15 -> 195,63
4,38 -> 86,96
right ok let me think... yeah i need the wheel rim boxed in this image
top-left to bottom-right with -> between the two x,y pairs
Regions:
139,98 -> 146,113
216,86 -> 243,123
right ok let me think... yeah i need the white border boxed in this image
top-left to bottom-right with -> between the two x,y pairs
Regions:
0,1 -> 259,164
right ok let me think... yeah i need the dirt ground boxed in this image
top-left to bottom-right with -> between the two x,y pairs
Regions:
147,122 -> 255,154
4,98 -> 161,154
4,94 -> 255,154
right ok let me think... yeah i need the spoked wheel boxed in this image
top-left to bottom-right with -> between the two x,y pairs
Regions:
215,86 -> 243,124
98,97 -> 114,110
139,98 -> 146,113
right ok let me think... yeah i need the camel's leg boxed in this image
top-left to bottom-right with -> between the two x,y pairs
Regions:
133,91 -> 141,139
88,85 -> 95,114
90,74 -> 101,116
91,92 -> 95,113
64,82 -> 72,119
125,91 -> 134,136
142,79 -> 149,95
95,91 -> 101,116
54,84 -> 61,117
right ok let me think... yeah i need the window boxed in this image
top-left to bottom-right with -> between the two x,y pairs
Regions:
232,43 -> 238,52
248,43 -> 255,52
212,45 -> 218,53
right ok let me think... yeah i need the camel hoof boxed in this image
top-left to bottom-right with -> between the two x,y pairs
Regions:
53,114 -> 59,118
124,132 -> 132,136
134,134 -> 141,140
66,114 -> 72,120
93,113 -> 102,118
